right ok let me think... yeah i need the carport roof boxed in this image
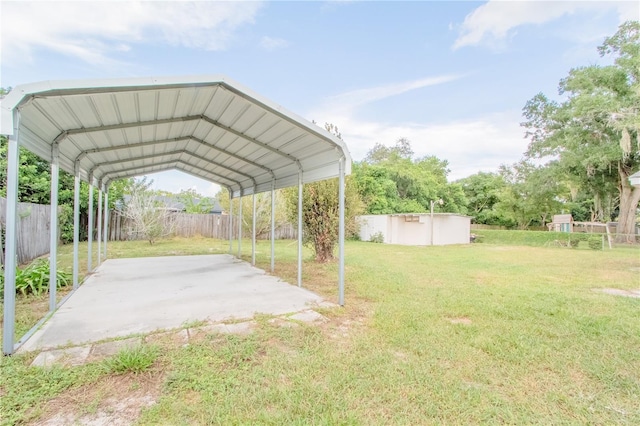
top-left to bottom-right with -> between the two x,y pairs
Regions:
0,75 -> 351,196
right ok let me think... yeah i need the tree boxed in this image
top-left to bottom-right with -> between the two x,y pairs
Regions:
120,178 -> 175,244
1,135 -> 130,243
284,123 -> 363,262
216,188 -> 289,239
177,189 -> 214,214
284,175 -> 362,262
457,172 -> 510,225
495,161 -> 565,229
522,21 -> 640,240
354,139 -> 467,215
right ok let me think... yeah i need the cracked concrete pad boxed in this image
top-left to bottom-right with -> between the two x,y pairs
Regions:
268,317 -> 300,328
223,321 -> 258,335
31,346 -> 91,367
19,254 -> 325,351
89,337 -> 143,359
145,329 -> 189,346
288,310 -> 328,324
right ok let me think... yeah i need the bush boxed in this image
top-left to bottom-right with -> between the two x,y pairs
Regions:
588,237 -> 603,250
0,259 -> 71,298
568,233 -> 587,248
369,232 -> 385,243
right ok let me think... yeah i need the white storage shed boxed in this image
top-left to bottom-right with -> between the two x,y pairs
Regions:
359,213 -> 471,246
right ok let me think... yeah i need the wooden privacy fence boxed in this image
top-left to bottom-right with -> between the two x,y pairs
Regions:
108,211 -> 297,241
0,197 -> 52,265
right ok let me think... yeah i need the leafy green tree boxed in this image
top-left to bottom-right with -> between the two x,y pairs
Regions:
1,134 -> 130,243
284,176 -> 362,262
216,188 -> 289,239
457,172 -> 510,225
495,161 -> 566,229
354,138 -> 467,215
177,188 -> 214,214
522,21 -> 640,240
283,123 -> 363,262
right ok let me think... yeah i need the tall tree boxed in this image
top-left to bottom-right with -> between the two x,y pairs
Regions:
495,161 -> 565,229
216,188 -> 290,239
522,21 -> 640,240
284,123 -> 363,262
355,139 -> 467,214
457,172 -> 510,225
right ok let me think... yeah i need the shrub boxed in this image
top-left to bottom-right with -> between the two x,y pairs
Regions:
0,259 -> 71,298
369,232 -> 385,244
588,237 -> 603,250
568,234 -> 587,248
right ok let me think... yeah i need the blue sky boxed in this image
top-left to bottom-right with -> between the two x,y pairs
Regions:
2,1 -> 638,196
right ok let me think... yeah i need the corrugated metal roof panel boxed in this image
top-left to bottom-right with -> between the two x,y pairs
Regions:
1,75 -> 352,193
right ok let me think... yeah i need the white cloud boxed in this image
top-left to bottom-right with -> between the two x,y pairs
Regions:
453,0 -> 638,50
1,1 -> 263,65
310,77 -> 528,180
259,36 -> 290,51
324,75 -> 462,116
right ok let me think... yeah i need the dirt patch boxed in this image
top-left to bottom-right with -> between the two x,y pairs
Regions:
30,369 -> 164,426
449,317 -> 473,325
593,288 -> 640,298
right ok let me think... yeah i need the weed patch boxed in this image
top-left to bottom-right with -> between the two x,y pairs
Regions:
103,345 -> 159,375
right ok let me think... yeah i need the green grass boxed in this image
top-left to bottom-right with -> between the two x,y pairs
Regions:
474,229 -> 604,247
1,237 -> 639,424
102,344 -> 159,375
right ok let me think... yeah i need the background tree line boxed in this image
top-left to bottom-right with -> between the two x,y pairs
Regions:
1,21 -> 638,260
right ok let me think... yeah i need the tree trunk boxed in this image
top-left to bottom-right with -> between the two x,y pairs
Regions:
616,164 -> 640,243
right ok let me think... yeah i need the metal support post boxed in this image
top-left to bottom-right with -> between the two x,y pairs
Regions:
49,143 -> 59,312
228,193 -> 233,254
270,181 -> 275,273
72,164 -> 80,289
97,189 -> 102,265
2,113 -> 20,355
297,172 -> 303,287
238,194 -> 243,258
338,157 -> 346,306
252,192 -> 256,266
103,187 -> 109,259
87,180 -> 94,272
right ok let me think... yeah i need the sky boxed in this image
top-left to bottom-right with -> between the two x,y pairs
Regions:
1,0 -> 638,197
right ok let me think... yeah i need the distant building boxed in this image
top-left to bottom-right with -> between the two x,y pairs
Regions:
548,214 -> 573,232
358,213 -> 472,246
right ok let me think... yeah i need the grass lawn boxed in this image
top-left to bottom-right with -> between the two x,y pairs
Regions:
1,237 -> 639,424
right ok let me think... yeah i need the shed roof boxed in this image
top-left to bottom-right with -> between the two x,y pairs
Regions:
0,75 -> 351,197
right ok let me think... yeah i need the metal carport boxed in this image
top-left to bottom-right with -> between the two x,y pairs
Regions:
1,75 -> 351,355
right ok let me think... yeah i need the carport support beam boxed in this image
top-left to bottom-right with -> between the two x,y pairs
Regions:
97,189 -> 102,265
228,193 -> 233,254
238,194 -> 243,258
72,165 -> 80,289
103,187 -> 109,259
297,172 -> 303,287
49,143 -> 59,312
270,182 -> 275,273
87,182 -> 94,272
2,113 -> 20,355
338,157 -> 345,306
252,192 -> 256,266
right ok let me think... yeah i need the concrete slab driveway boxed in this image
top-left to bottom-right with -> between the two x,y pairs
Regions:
19,254 -> 325,352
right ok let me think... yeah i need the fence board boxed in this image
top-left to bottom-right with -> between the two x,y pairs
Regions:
0,197 -> 53,265
108,211 -> 297,241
